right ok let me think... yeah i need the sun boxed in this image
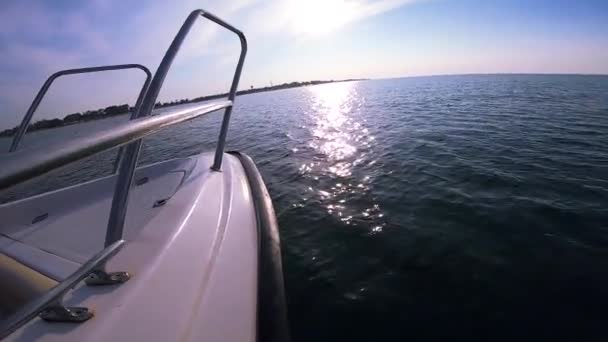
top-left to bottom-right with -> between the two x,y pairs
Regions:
287,0 -> 357,35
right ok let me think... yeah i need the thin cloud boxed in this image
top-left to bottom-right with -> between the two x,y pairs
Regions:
244,0 -> 424,36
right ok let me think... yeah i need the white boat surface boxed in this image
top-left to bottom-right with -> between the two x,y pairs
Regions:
0,9 -> 289,342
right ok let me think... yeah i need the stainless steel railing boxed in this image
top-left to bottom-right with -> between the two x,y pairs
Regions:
0,9 -> 246,337
0,101 -> 232,190
8,64 -> 152,153
105,9 -> 247,247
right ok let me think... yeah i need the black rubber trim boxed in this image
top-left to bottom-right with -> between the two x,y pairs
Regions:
228,151 -> 290,342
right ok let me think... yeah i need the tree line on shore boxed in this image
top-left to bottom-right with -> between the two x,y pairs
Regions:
0,79 -> 364,137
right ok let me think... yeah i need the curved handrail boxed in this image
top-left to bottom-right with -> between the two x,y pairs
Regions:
105,9 -> 247,246
201,11 -> 248,170
9,64 -> 152,152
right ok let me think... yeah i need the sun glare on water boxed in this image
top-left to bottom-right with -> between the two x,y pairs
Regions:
288,0 -> 357,35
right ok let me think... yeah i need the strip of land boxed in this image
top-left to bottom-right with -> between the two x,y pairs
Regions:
0,79 -> 365,137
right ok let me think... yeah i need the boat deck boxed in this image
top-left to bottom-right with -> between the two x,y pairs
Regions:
0,153 -> 259,341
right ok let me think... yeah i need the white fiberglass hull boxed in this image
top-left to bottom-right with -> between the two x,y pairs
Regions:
0,152 -> 288,341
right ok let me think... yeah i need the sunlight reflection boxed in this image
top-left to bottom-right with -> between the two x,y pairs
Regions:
309,82 -> 357,163
289,82 -> 387,233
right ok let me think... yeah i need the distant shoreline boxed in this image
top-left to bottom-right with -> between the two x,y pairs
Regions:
0,78 -> 366,138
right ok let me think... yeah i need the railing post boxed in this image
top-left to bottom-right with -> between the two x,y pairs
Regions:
112,81 -> 151,174
104,140 -> 144,246
206,12 -> 248,171
104,10 -> 203,247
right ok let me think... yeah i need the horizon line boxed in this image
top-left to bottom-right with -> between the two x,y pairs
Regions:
372,72 -> 608,81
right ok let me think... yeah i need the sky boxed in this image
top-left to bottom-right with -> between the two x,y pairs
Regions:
0,0 -> 607,127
